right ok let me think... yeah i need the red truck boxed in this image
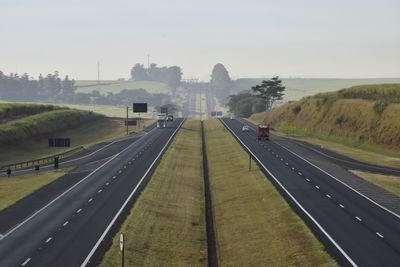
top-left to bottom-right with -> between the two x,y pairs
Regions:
257,124 -> 270,140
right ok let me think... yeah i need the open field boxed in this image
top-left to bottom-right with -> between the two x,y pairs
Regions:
100,119 -> 207,267
75,80 -> 171,95
204,119 -> 336,266
0,168 -> 72,212
233,78 -> 400,102
350,170 -> 400,198
58,103 -> 155,118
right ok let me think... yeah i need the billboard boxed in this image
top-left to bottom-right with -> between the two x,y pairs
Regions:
49,138 -> 71,147
133,103 -> 148,113
124,120 -> 138,126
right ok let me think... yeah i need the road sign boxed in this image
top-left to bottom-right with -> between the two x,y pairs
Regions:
211,111 -> 216,117
216,111 -> 223,117
133,103 -> 147,113
119,233 -> 124,252
49,138 -> 71,147
124,120 -> 137,126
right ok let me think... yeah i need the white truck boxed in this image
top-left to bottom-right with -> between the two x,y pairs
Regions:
156,113 -> 167,128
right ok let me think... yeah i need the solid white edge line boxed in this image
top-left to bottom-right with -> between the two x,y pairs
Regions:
376,232 -> 384,238
272,140 -> 400,220
2,127 -> 154,239
63,221 -> 69,226
220,119 -> 358,267
81,118 -> 185,267
21,258 -> 31,266
45,237 -> 52,243
355,216 -> 362,222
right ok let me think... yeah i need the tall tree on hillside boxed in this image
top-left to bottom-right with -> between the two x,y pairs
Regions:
210,63 -> 231,104
252,76 -> 285,110
62,75 -> 76,100
166,66 -> 182,90
130,64 -> 149,80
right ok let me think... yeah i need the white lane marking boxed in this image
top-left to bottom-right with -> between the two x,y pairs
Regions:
355,216 -> 362,222
376,232 -> 384,238
45,237 -> 52,243
98,189 -> 102,193
291,167 -> 295,171
88,198 -> 93,203
2,152 -> 122,239
273,140 -> 400,220
112,176 -> 116,179
124,166 -> 127,169
326,194 -> 331,198
76,209 -> 82,213
220,119 -> 358,267
81,119 -> 185,267
339,204 -> 345,209
63,221 -> 69,226
280,158 -> 283,161
285,162 -> 289,165
21,258 -> 31,266
315,185 -> 320,189
118,170 -> 122,173
106,182 -> 110,186
298,172 -> 302,176
306,178 -> 311,182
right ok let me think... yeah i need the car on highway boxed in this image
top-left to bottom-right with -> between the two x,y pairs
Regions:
166,114 -> 174,121
242,125 -> 249,132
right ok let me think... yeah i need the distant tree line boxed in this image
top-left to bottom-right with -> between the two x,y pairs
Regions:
74,88 -> 170,107
0,70 -> 75,102
130,63 -> 182,89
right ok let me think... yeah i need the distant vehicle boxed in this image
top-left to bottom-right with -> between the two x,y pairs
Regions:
166,114 -> 174,121
156,113 -> 167,128
230,116 -> 235,120
257,124 -> 270,140
242,125 -> 249,132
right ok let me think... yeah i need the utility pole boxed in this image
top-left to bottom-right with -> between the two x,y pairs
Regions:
126,106 -> 129,135
199,91 -> 202,121
97,61 -> 100,91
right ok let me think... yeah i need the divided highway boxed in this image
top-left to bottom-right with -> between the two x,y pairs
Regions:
0,118 -> 184,267
221,118 -> 400,267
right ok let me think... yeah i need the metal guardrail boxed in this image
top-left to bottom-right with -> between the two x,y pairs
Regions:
0,146 -> 85,172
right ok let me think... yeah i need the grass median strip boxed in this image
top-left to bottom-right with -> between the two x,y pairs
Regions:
204,119 -> 337,266
100,119 -> 207,266
0,168 -> 73,212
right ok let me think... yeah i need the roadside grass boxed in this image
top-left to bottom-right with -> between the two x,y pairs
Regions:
0,117 -> 154,167
75,80 -> 171,95
0,168 -> 73,211
100,119 -> 207,267
350,170 -> 400,197
204,119 -> 337,266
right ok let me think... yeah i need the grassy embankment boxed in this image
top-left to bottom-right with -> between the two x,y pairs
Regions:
75,80 -> 170,95
350,170 -> 400,198
0,103 -> 153,166
250,84 -> 400,169
0,168 -> 72,211
204,119 -> 336,266
100,119 -> 206,266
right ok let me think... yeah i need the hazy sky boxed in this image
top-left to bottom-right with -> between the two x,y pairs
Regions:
1,0 -> 399,80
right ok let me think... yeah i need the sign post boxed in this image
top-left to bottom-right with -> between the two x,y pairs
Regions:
119,233 -> 124,267
249,154 -> 251,172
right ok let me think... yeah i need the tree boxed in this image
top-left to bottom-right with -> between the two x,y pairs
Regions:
210,63 -> 231,104
130,64 -> 148,80
165,66 -> 182,90
227,91 -> 265,117
62,75 -> 76,101
252,76 -> 285,110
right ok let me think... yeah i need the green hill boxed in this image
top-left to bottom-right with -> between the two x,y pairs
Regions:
0,103 -> 103,145
252,84 -> 400,151
75,80 -> 171,95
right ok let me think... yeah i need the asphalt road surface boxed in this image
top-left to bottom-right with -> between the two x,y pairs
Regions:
221,117 -> 400,267
0,118 -> 185,267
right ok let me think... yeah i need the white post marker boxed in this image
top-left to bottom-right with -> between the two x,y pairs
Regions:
119,233 -> 124,267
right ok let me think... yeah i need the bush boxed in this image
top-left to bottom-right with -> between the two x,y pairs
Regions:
335,115 -> 344,125
373,100 -> 388,115
292,105 -> 301,115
